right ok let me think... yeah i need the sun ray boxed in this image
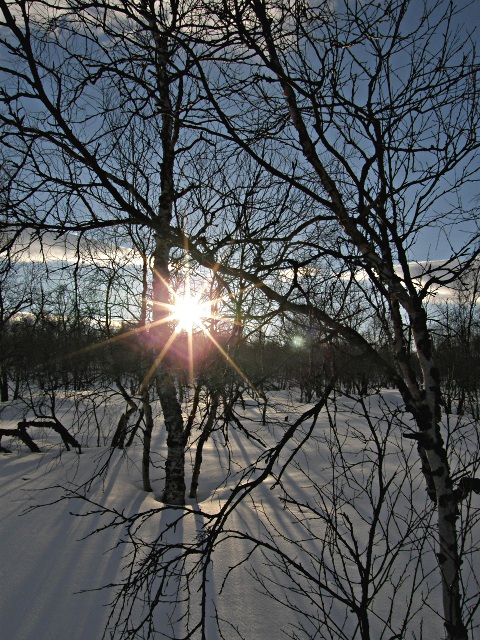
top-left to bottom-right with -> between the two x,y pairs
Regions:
202,327 -> 261,398
54,257 -> 262,400
139,329 -> 180,393
47,312 -> 175,368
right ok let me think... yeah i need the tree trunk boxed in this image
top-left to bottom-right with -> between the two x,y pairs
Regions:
417,377 -> 466,639
145,6 -> 186,506
1,366 -> 8,402
0,426 -> 40,453
189,391 -> 219,499
111,379 -> 139,449
183,381 -> 202,443
148,218 -> 187,505
141,388 -> 153,493
404,303 -> 467,640
157,372 -> 186,505
13,374 -> 20,400
18,419 -> 82,453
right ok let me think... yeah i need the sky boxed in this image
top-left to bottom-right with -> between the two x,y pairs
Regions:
1,0 -> 479,268
416,0 -> 480,260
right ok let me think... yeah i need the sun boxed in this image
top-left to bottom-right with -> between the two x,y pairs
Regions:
171,293 -> 209,333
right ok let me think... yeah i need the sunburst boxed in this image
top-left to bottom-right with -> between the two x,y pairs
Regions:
152,270 -> 259,393
170,291 -> 211,334
57,261 -> 260,397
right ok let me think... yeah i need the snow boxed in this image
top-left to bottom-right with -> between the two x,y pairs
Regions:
1,389 -> 478,639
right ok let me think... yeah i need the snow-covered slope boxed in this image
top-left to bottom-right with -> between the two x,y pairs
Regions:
1,390 -> 477,639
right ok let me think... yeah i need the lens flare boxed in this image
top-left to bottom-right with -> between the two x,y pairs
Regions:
172,293 -> 208,334
60,260 -> 260,396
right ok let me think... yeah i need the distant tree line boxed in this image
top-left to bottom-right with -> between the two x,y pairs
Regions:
2,278 -> 479,419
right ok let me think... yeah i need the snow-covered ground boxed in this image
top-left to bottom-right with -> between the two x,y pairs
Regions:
1,389 -> 478,639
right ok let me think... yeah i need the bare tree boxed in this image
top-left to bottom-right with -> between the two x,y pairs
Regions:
0,0 -> 215,504
2,0 -> 480,638
175,1 -> 480,636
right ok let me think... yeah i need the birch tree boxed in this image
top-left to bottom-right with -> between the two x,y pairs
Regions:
0,0 -> 211,504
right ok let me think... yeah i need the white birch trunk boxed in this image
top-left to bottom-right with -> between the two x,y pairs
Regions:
410,315 -> 467,640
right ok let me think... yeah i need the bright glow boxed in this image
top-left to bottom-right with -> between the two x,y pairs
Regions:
292,335 -> 305,348
172,294 -> 208,333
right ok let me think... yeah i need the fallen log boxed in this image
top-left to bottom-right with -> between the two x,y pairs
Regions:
18,419 -> 82,453
0,427 -> 41,453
